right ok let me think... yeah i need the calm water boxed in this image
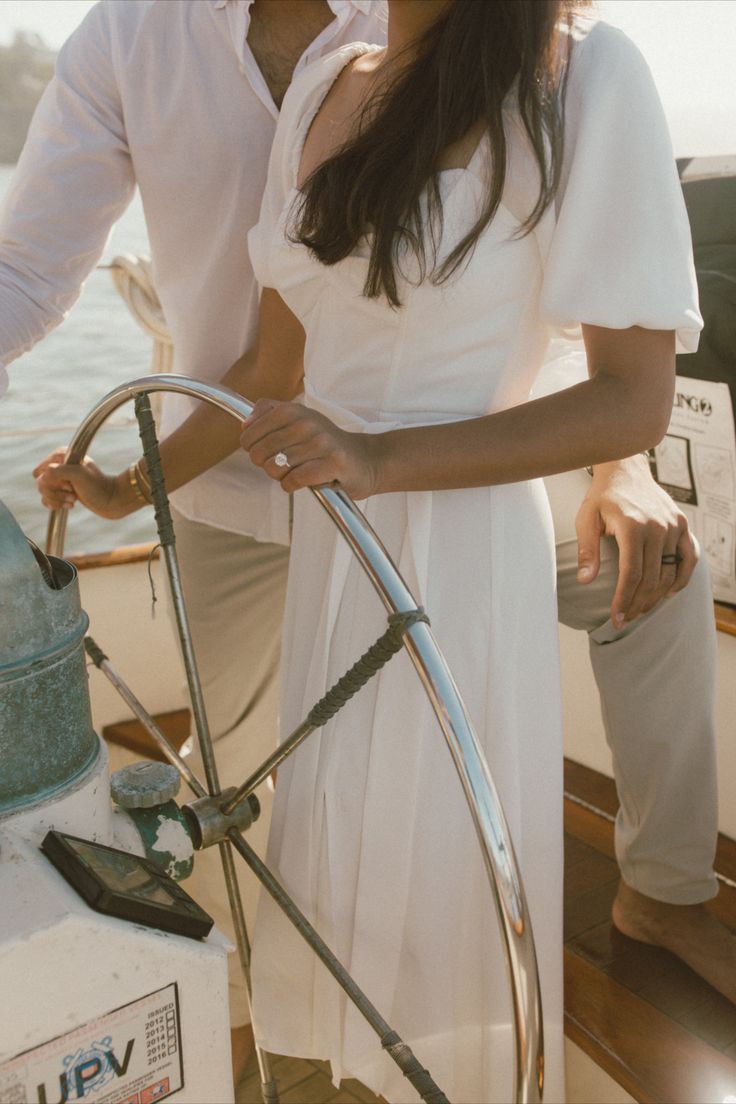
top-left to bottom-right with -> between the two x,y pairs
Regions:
0,163 -> 157,553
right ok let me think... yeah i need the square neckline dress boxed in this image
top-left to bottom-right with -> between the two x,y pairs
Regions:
246,25 -> 702,1104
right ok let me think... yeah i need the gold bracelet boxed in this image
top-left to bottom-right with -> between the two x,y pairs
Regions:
128,462 -> 151,505
135,458 -> 153,500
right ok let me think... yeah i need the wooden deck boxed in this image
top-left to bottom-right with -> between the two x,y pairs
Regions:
233,760 -> 736,1104
563,760 -> 736,1104
103,706 -> 736,1102
235,1055 -> 379,1104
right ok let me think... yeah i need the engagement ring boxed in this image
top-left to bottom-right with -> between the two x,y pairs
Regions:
274,452 -> 290,469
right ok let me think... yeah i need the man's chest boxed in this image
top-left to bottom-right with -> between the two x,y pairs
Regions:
119,5 -> 382,211
248,39 -> 305,109
247,5 -> 335,108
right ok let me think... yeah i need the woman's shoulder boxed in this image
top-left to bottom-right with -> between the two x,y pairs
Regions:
267,42 -> 383,195
279,42 -> 383,129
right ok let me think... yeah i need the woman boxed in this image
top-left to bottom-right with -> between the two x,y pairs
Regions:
36,2 -> 700,1100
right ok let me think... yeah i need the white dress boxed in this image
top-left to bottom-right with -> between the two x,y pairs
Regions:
247,21 -> 701,1104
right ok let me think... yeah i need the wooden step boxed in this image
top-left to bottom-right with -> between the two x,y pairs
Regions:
102,707 -> 191,760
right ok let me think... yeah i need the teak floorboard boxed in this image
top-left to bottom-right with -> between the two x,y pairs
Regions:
109,717 -> 735,1103
564,759 -> 736,1102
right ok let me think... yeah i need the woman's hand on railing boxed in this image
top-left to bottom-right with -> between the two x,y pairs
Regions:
33,447 -> 141,519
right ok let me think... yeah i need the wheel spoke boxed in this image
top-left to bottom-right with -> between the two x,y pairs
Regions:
134,393 -> 222,798
132,395 -> 279,1101
218,840 -> 279,1104
227,828 -> 449,1104
84,636 -> 207,798
221,608 -> 429,814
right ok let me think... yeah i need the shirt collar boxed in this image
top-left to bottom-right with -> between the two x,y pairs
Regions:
212,1 -> 375,13
211,0 -> 380,117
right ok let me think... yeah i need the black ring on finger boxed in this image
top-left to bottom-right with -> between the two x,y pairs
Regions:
661,552 -> 683,565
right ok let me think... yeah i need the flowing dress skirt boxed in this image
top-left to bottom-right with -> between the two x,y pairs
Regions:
251,477 -> 565,1104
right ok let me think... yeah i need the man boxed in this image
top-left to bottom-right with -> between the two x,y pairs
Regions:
6,0 -> 732,1080
10,0 -> 391,1077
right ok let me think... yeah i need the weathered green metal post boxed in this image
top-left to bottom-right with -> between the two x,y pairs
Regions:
0,499 -> 99,812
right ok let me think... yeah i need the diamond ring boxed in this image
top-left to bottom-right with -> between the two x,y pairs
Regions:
274,451 -> 290,469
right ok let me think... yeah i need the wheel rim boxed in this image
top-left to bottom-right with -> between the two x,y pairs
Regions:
46,374 -> 544,1104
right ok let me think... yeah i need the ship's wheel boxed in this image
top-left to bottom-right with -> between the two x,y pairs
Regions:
46,377 -> 543,1104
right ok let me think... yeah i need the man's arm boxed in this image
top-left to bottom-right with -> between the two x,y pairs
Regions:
0,2 -> 134,394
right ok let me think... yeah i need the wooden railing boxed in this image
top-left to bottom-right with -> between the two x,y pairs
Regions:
68,542 -> 736,637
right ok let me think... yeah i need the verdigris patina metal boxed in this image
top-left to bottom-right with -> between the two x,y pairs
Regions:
111,761 -> 195,881
0,499 -> 98,813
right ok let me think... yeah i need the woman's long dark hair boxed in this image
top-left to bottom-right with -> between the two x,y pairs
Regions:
293,0 -> 585,307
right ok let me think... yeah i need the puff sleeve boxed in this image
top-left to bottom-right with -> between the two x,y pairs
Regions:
540,22 -> 703,353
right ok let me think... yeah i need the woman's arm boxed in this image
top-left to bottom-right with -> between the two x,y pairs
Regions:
154,289 -> 305,493
240,323 -> 675,498
34,289 -> 305,517
376,324 -> 674,492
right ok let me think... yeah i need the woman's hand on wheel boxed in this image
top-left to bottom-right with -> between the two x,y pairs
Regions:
33,448 -> 140,519
240,400 -> 380,501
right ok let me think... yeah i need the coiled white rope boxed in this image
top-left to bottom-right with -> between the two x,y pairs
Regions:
107,254 -> 173,377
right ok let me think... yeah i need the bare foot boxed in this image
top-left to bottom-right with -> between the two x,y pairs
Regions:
231,1023 -> 255,1085
612,881 -> 736,1004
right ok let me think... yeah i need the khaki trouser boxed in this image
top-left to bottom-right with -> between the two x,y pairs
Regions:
547,467 -> 718,906
109,475 -> 719,1027
108,510 -> 289,1027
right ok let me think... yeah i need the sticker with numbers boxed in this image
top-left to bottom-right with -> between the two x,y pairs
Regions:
0,983 -> 183,1104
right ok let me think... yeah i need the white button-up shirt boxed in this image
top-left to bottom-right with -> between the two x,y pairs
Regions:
0,0 -> 387,543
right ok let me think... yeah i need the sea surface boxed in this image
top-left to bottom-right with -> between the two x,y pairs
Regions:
0,163 -> 156,554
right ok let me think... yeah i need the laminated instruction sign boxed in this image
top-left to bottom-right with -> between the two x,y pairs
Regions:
0,983 -> 183,1104
650,376 -> 736,605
